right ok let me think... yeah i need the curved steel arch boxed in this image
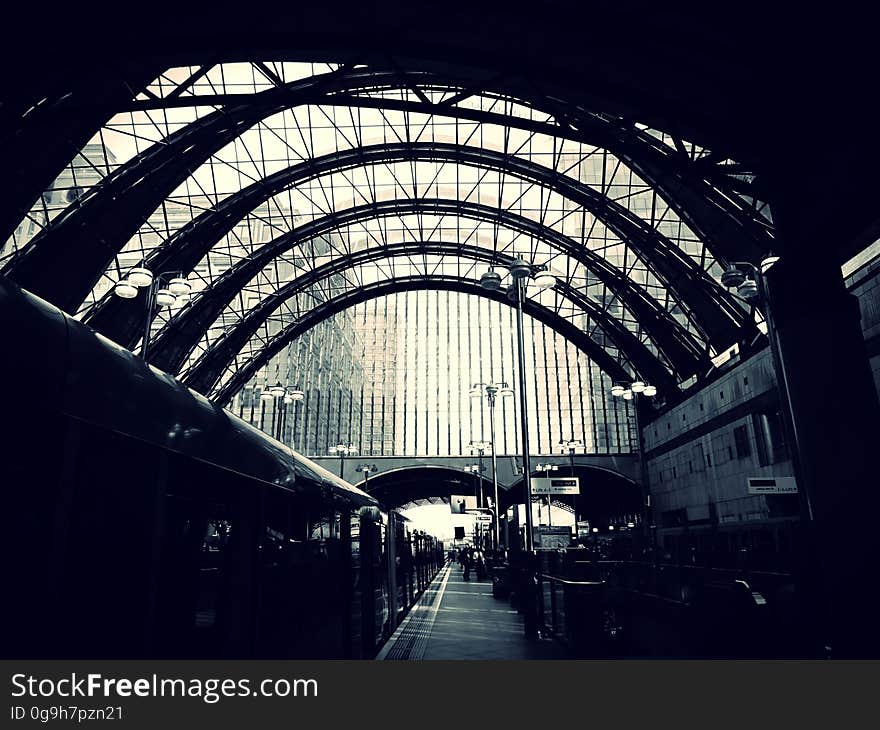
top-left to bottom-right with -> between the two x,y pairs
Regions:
84,141 -> 750,351
212,275 -> 639,406
353,465 -> 496,509
5,66 -> 770,313
146,197 -> 711,380
180,241 -> 677,396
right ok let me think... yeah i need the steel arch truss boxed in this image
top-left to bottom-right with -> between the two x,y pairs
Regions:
140,197 -> 712,382
4,64 -> 772,314
180,241 -> 678,396
81,141 -> 752,354
212,274 -> 642,406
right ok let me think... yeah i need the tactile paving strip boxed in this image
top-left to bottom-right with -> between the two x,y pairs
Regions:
378,566 -> 450,660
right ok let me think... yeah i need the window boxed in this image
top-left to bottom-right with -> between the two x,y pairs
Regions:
734,424 -> 751,459
752,411 -> 788,465
691,443 -> 705,472
765,411 -> 789,463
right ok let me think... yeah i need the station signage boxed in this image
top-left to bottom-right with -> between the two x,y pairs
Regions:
531,477 -> 580,495
475,514 -> 493,523
534,525 -> 572,549
449,494 -> 478,513
747,476 -> 798,494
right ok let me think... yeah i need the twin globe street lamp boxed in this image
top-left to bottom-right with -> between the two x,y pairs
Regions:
534,462 -> 560,525
260,382 -> 305,442
478,258 -> 556,551
329,443 -> 358,478
113,267 -> 192,361
356,463 -> 378,492
610,381 -> 657,549
468,384 -> 514,550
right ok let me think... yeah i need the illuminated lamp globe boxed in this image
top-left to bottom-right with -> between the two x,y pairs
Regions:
469,385 -> 483,398
127,267 -> 153,288
643,385 -> 657,397
610,385 -> 625,397
168,277 -> 191,296
259,389 -> 274,402
479,270 -> 502,290
631,381 -> 646,393
290,389 -> 305,401
155,288 -> 176,307
622,390 -> 633,401
534,271 -> 557,289
114,281 -> 138,299
737,279 -> 759,301
720,267 -> 746,288
270,383 -> 286,398
499,384 -> 514,397
283,393 -> 294,404
760,255 -> 780,274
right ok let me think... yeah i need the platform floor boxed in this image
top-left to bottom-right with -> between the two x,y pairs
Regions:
376,562 -> 566,660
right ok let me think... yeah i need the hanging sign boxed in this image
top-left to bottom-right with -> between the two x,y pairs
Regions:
531,477 -> 580,495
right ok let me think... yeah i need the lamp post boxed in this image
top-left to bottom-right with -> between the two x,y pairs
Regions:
534,462 -> 559,525
356,463 -> 378,492
611,382 -> 657,553
719,258 -> 809,520
113,267 -> 192,362
479,259 -> 556,551
464,464 -> 482,546
262,383 -> 304,444
329,443 -> 357,479
469,382 -> 514,550
467,441 -> 491,509
721,257 -> 828,654
557,438 -> 583,526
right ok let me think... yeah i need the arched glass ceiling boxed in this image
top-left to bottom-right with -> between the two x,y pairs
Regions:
1,60 -> 771,397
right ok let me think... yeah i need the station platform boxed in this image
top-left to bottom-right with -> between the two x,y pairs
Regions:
376,562 -> 566,660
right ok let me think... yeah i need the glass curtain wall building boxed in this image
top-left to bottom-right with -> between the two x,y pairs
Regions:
231,290 -> 631,457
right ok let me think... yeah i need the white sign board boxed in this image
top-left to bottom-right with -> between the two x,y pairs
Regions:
475,514 -> 493,523
450,495 -> 478,513
531,477 -> 580,495
747,476 -> 798,495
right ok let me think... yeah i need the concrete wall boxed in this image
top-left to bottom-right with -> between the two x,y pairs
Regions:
643,346 -> 797,542
846,255 -> 880,398
641,253 -> 880,549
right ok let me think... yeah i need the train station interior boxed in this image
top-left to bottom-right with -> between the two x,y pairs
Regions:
2,3 -> 879,660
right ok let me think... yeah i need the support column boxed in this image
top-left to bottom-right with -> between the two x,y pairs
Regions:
764,245 -> 880,657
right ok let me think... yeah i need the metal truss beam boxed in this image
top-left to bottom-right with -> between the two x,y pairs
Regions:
5,67 -> 770,313
212,275 -> 641,406
145,198 -> 710,379
180,241 -> 677,396
85,141 -> 750,352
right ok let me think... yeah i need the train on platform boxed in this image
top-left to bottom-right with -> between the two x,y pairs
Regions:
0,277 -> 443,659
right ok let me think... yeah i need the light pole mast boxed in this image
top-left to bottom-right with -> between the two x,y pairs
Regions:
511,275 -> 535,551
486,385 -> 500,549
